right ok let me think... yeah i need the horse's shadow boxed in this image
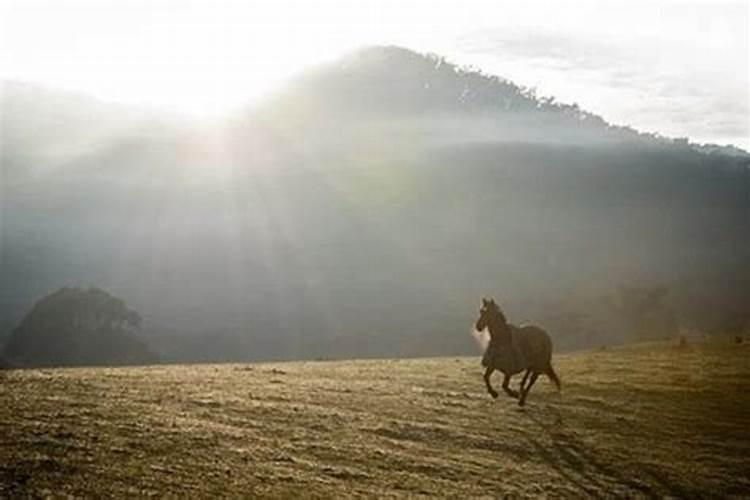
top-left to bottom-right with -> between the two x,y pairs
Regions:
512,404 -> 690,498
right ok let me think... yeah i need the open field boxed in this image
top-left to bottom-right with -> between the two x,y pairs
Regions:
1,338 -> 749,498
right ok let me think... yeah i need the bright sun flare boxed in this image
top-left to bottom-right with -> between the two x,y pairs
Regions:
2,0 -> 747,148
2,0 -> 459,115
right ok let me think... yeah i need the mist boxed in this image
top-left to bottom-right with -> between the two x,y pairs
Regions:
2,47 -> 749,364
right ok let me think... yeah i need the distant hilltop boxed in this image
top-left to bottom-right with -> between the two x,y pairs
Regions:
255,45 -> 749,155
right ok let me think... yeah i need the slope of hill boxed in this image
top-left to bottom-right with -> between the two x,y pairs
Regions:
2,46 -> 749,362
252,46 -> 749,157
1,339 -> 748,497
0,80 -> 164,183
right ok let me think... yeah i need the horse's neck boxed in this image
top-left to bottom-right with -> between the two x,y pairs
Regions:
488,317 -> 512,344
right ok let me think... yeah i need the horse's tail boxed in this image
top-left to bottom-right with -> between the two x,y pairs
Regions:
545,364 -> 561,391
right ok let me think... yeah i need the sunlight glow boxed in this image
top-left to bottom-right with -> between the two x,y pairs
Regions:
2,0 -> 747,147
2,0 -> 465,115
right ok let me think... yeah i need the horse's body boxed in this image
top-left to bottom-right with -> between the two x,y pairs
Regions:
475,299 -> 560,406
483,324 -> 552,374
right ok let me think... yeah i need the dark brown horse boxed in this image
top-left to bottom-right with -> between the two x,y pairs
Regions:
475,298 -> 560,406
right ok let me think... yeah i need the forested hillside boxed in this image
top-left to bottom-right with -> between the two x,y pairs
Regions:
2,47 -> 749,362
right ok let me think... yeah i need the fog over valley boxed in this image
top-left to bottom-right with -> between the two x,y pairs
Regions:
2,46 -> 749,364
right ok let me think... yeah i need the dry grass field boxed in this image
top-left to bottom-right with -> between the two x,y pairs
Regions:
1,338 -> 749,498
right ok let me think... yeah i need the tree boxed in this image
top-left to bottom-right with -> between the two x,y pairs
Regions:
3,287 -> 156,367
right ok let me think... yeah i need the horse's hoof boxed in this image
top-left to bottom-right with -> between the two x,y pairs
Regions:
490,391 -> 499,399
518,399 -> 526,407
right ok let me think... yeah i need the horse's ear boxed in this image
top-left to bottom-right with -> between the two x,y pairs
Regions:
482,298 -> 489,306
489,298 -> 496,305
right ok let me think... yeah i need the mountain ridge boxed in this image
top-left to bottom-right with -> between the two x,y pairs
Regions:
4,46 -> 748,156
253,45 -> 748,154
2,46 -> 749,364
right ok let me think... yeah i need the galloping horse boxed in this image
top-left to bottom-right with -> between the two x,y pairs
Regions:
475,298 -> 560,406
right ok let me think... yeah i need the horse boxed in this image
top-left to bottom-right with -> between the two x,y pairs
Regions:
474,298 -> 560,406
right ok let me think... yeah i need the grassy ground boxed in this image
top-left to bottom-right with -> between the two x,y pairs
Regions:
1,338 -> 749,498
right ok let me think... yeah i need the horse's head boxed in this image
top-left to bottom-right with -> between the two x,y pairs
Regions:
475,297 -> 501,332
475,297 -> 512,344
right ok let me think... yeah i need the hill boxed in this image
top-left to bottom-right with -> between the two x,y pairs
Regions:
2,46 -> 749,362
1,339 -> 748,496
255,46 -> 669,146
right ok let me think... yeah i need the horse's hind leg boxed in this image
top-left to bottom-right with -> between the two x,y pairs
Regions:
502,373 -> 520,399
519,371 -> 540,406
519,369 -> 532,393
483,366 -> 499,399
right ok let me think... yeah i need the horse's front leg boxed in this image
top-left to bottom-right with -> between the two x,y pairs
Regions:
483,366 -> 499,399
502,373 -> 520,399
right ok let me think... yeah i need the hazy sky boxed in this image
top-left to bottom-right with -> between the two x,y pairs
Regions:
2,0 -> 748,149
